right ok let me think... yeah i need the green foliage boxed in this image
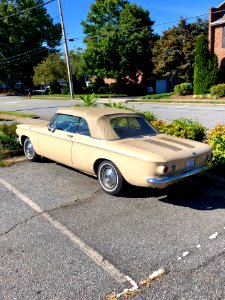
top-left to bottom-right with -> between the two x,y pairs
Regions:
208,125 -> 225,165
174,83 -> 192,95
33,53 -> 66,86
50,81 -> 62,94
0,123 -> 18,138
152,18 -> 208,82
0,123 -> 21,150
210,84 -> 225,98
103,102 -> 128,109
81,0 -> 156,83
79,93 -> 98,107
103,102 -> 157,121
0,0 -> 61,88
0,133 -> 20,150
139,110 -> 156,122
152,118 -> 206,142
142,92 -> 174,99
194,35 -> 218,95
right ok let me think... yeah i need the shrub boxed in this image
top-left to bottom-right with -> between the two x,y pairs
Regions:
103,102 -> 128,109
151,118 -> 206,142
0,133 -> 21,150
103,102 -> 157,122
210,84 -> 225,98
98,86 -> 109,94
174,82 -> 192,95
0,123 -> 18,138
208,125 -> 225,165
139,110 -> 156,122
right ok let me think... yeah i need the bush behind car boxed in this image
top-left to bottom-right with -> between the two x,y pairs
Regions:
151,118 -> 206,142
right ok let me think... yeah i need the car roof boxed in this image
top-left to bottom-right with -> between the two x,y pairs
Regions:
56,107 -> 137,118
56,107 -> 141,140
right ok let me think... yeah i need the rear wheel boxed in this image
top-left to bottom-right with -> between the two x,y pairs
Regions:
97,160 -> 124,196
24,137 -> 39,162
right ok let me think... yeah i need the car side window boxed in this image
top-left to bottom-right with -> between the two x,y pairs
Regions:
55,115 -> 79,133
48,114 -> 90,136
48,114 -> 79,133
76,118 -> 90,136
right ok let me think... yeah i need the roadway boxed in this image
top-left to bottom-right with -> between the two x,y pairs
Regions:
0,96 -> 225,129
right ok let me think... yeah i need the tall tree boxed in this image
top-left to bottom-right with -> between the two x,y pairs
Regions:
81,0 -> 156,85
152,18 -> 208,82
33,53 -> 66,87
33,49 -> 86,93
0,0 -> 61,88
193,34 -> 218,95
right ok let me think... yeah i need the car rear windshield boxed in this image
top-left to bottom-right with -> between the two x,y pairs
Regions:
110,116 -> 157,139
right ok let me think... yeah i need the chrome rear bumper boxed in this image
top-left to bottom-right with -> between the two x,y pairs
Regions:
147,166 -> 208,185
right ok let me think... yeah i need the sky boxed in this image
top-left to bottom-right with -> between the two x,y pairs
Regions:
46,0 -> 223,50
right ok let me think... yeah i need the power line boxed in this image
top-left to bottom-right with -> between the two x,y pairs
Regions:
68,9 -> 225,42
0,45 -> 63,66
0,0 -> 55,21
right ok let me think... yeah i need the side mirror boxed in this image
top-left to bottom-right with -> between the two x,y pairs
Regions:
48,124 -> 56,133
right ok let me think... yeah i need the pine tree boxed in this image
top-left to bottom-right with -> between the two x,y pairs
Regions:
194,35 -> 218,95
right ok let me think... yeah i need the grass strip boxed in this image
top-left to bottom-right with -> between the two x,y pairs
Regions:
0,110 -> 38,118
28,93 -> 127,100
127,99 -> 225,104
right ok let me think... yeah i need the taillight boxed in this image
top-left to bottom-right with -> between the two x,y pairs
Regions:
163,165 -> 169,174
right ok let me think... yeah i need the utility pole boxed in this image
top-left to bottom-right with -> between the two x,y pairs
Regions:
57,0 -> 74,99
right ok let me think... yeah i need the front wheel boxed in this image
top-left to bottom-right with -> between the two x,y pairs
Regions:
24,137 -> 39,162
97,160 -> 124,196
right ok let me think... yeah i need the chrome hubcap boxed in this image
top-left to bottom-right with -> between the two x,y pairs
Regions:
100,165 -> 117,190
25,140 -> 34,159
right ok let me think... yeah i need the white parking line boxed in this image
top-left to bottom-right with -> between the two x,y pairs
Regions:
0,177 -> 127,284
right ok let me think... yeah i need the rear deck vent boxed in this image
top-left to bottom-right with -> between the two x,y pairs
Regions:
144,139 -> 181,152
158,137 -> 195,149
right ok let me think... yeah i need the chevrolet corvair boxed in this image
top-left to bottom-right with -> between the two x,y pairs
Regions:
16,107 -> 212,195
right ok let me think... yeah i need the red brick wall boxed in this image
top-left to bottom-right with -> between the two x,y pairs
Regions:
209,3 -> 225,67
213,26 -> 225,66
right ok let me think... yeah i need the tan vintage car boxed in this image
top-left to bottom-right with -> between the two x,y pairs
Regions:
16,107 -> 212,195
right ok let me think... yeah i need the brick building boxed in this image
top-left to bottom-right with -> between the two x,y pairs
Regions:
209,1 -> 225,70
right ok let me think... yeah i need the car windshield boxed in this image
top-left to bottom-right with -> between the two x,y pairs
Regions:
110,116 -> 157,139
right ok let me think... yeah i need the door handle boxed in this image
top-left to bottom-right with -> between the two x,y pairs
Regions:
67,134 -> 73,138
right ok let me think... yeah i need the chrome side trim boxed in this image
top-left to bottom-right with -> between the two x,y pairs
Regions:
147,166 -> 208,184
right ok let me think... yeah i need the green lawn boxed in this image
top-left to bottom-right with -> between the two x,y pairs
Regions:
0,111 -> 38,118
29,93 -> 127,100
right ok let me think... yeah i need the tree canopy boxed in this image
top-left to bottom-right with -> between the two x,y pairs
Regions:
33,49 -> 86,93
0,0 -> 61,88
152,18 -> 208,82
81,0 -> 156,85
33,53 -> 66,86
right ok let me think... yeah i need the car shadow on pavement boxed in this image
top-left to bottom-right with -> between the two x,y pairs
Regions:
123,177 -> 225,211
158,179 -> 225,211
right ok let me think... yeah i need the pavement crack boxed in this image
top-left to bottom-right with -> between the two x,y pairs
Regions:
45,188 -> 102,214
0,212 -> 41,237
0,188 -> 102,237
188,250 -> 225,274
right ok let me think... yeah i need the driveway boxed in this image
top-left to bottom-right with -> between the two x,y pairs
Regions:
1,160 -> 225,299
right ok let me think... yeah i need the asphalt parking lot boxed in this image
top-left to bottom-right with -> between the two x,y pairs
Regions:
1,159 -> 225,299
